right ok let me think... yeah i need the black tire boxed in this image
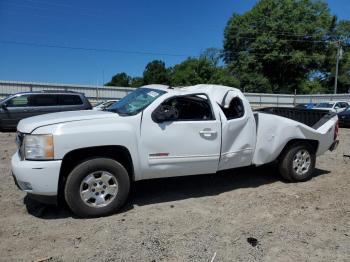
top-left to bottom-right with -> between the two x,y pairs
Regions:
278,142 -> 316,182
64,158 -> 130,218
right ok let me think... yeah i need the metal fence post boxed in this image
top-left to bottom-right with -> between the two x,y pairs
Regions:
260,94 -> 262,107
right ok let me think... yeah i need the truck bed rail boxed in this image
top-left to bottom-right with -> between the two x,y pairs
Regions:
256,107 -> 335,128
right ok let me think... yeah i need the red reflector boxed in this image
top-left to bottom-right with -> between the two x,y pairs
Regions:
149,153 -> 169,157
334,121 -> 339,140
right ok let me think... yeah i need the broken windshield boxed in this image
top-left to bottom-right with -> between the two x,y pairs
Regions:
108,88 -> 166,116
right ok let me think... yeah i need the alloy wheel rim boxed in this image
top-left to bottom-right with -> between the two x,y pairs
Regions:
79,171 -> 118,208
292,149 -> 311,176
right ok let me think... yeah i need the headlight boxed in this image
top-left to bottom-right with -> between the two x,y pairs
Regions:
24,134 -> 54,160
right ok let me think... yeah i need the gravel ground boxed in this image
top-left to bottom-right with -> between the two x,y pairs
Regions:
0,130 -> 350,262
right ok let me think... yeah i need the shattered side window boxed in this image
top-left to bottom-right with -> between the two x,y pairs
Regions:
219,97 -> 245,120
162,95 -> 214,121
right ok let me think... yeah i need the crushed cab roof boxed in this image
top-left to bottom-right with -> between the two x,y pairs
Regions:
143,84 -> 244,108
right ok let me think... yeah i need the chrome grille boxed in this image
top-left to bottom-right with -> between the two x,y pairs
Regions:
16,132 -> 24,147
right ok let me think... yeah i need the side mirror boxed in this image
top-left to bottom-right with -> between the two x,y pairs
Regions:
152,105 -> 179,123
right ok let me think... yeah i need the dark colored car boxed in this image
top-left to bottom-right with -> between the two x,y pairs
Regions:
338,106 -> 350,127
0,91 -> 92,131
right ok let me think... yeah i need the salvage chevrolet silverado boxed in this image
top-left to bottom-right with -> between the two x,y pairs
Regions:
11,84 -> 339,217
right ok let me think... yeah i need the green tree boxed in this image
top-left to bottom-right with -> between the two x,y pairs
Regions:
105,72 -> 131,87
130,77 -> 144,88
199,47 -> 223,66
337,51 -> 350,93
143,60 -> 169,85
169,57 -> 239,87
322,47 -> 350,93
300,78 -> 327,94
209,67 -> 240,87
320,20 -> 350,93
169,58 -> 214,86
223,0 -> 335,93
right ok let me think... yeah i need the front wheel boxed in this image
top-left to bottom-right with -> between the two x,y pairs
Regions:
64,158 -> 130,218
278,143 -> 316,182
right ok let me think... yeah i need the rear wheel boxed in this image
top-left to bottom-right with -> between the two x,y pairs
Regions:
279,143 -> 316,182
64,158 -> 130,218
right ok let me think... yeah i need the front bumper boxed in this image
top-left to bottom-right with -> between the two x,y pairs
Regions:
11,151 -> 62,196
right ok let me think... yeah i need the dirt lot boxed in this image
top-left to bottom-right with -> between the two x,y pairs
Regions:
0,130 -> 350,262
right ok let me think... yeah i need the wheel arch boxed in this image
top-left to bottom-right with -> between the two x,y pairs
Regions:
278,139 -> 319,160
57,145 -> 134,202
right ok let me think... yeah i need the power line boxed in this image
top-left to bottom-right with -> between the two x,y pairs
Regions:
3,0 -> 156,21
231,34 -> 350,46
232,28 -> 350,42
1,9 -> 213,34
0,39 -> 334,59
229,35 -> 331,43
4,1 -> 350,41
0,40 -> 190,57
226,50 -> 328,58
230,27 -> 337,39
1,29 -> 94,43
0,27 -> 335,49
8,0 -> 348,40
3,2 -> 111,20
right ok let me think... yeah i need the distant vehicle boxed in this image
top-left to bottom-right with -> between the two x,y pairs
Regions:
313,101 -> 349,113
11,84 -> 339,217
338,106 -> 350,127
93,100 -> 118,111
0,91 -> 92,130
295,103 -> 315,109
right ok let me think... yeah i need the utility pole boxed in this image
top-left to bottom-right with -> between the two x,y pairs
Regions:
334,40 -> 343,94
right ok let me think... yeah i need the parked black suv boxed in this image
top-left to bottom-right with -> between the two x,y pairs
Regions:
0,91 -> 92,131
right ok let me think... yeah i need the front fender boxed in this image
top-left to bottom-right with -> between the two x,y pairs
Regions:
33,117 -> 142,180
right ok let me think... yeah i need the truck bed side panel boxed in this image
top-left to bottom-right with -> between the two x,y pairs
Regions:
252,113 -> 337,166
256,107 -> 331,128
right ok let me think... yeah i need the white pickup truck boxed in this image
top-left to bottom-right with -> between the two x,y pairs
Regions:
11,84 -> 339,217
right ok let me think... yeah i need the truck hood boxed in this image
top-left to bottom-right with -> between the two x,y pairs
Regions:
18,110 -> 117,133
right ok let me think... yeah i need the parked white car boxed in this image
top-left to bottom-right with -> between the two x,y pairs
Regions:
313,101 -> 349,113
11,84 -> 339,217
92,100 -> 118,111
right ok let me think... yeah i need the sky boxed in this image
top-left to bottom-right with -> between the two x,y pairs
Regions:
0,0 -> 349,85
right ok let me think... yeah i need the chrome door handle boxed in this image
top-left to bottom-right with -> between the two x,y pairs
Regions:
199,130 -> 217,137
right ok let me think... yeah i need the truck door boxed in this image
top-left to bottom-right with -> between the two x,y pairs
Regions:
140,94 -> 221,179
218,91 -> 256,171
